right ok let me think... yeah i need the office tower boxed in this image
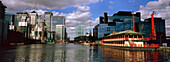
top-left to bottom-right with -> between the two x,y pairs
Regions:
93,24 -> 115,39
52,16 -> 65,31
44,12 -> 53,41
107,11 -> 140,32
44,12 -> 53,31
55,25 -> 66,42
0,1 -> 7,44
53,16 -> 66,42
16,12 -> 31,38
139,18 -> 166,40
29,11 -> 38,40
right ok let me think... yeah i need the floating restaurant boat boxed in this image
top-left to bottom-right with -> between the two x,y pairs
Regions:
100,30 -> 159,50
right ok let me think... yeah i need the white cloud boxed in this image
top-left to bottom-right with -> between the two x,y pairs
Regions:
138,0 -> 170,36
65,6 -> 98,35
1,0 -> 100,13
146,0 -> 170,9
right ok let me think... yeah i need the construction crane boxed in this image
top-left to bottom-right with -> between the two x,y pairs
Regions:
139,24 -> 144,32
151,11 -> 156,40
132,14 -> 135,32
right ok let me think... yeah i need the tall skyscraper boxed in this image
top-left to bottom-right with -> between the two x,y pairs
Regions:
52,16 -> 65,31
44,12 -> 53,31
0,1 -> 7,44
44,12 -> 53,41
53,16 -> 66,42
34,17 -> 46,41
29,11 -> 38,39
76,23 -> 84,37
16,12 -> 31,38
0,1 -> 6,20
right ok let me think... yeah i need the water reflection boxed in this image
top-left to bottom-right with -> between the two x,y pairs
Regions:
0,44 -> 90,62
98,46 -> 170,62
0,44 -> 170,62
65,43 -> 90,62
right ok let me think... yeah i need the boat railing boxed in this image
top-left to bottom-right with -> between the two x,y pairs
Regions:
103,37 -> 146,41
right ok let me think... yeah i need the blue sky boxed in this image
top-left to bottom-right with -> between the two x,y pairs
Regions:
89,0 -> 155,18
2,0 -> 170,40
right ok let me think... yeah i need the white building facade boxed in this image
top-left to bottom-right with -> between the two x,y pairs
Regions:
55,25 -> 66,42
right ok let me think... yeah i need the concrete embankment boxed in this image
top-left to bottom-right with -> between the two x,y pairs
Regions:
158,47 -> 170,52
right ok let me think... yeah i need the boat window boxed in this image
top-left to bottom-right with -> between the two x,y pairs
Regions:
138,35 -> 142,38
121,35 -> 123,38
125,35 -> 128,38
129,35 -> 133,38
134,35 -> 137,38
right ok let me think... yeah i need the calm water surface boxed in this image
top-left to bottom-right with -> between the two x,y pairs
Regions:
0,43 -> 170,62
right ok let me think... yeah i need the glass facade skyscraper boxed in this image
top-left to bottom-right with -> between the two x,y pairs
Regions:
44,12 -> 53,31
53,16 -> 65,25
93,24 -> 115,39
52,16 -> 65,31
44,12 -> 53,41
5,14 -> 15,25
107,11 -> 140,32
53,16 -> 66,42
139,18 -> 166,40
0,1 -> 7,44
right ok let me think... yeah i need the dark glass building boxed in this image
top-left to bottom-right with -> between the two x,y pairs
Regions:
0,1 -> 7,45
93,11 -> 141,40
139,18 -> 166,41
108,11 -> 140,32
93,24 -> 115,39
5,14 -> 15,25
5,14 -> 16,30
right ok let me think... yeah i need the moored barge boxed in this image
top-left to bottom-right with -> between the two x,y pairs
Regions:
100,30 -> 159,50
